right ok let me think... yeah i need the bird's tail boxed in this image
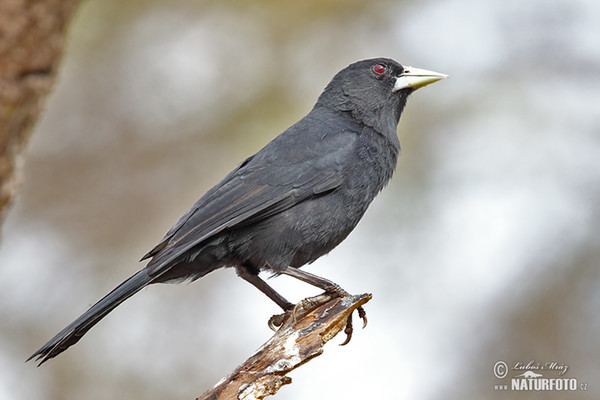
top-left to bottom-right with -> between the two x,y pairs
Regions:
27,269 -> 153,366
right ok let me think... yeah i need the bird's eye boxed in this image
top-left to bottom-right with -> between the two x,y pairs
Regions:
372,64 -> 386,74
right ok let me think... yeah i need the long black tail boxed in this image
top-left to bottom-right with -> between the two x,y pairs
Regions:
28,270 -> 153,366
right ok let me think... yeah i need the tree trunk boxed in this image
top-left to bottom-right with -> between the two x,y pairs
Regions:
0,0 -> 80,228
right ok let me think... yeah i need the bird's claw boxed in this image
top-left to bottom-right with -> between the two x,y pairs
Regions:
268,312 -> 288,331
268,292 -> 368,347
357,305 -> 368,328
340,305 -> 367,346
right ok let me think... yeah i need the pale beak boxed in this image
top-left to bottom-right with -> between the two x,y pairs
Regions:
393,66 -> 448,92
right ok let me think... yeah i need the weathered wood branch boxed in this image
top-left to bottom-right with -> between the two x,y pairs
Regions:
197,293 -> 372,400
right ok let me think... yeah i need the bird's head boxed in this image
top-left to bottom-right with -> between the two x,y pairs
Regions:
316,58 -> 447,136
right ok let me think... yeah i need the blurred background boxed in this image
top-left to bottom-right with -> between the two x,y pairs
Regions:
1,0 -> 599,399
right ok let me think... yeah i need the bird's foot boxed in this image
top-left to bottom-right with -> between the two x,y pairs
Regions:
291,292 -> 334,322
267,290 -> 368,346
267,293 -> 331,331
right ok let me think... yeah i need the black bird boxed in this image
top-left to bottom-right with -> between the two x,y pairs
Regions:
28,58 -> 446,365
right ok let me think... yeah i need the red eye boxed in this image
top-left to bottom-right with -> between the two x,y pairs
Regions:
373,64 -> 386,74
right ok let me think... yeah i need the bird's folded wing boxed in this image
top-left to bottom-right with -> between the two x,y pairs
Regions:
141,131 -> 357,273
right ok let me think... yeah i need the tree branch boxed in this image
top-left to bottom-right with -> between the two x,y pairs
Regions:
197,293 -> 372,400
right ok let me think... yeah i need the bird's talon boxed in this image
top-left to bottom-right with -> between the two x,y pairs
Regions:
340,314 -> 354,346
357,306 -> 368,329
291,303 -> 305,323
268,312 -> 288,331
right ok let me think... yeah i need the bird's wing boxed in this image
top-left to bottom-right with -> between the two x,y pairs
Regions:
142,128 -> 358,274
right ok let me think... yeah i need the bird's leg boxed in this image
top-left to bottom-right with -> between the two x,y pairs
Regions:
279,267 -> 368,344
235,265 -> 295,330
280,266 -> 349,296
